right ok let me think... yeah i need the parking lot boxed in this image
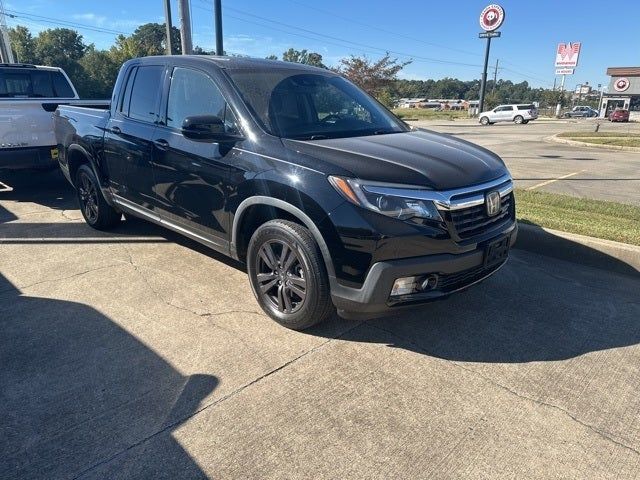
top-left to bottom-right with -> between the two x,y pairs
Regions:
1,122 -> 640,478
415,118 -> 640,206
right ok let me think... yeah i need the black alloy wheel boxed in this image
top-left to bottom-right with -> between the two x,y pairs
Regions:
75,164 -> 121,230
256,239 -> 307,314
78,169 -> 99,224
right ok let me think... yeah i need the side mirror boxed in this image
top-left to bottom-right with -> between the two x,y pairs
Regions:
181,115 -> 243,142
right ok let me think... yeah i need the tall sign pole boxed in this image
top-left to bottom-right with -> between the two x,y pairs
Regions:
163,0 -> 173,55
478,4 -> 505,115
554,42 -> 581,117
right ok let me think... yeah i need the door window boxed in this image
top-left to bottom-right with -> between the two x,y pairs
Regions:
166,67 -> 237,132
127,65 -> 164,123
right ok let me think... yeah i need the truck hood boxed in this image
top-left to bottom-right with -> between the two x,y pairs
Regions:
284,130 -> 508,190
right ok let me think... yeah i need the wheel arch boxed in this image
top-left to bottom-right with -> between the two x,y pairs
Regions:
231,196 -> 337,280
66,144 -> 116,207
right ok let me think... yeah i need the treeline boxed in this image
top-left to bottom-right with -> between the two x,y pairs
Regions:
8,23 -> 564,108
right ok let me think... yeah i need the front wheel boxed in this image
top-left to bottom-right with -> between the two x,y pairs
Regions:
75,164 -> 121,230
522,120 -> 530,124
247,220 -> 334,330
480,116 -> 490,125
514,115 -> 524,124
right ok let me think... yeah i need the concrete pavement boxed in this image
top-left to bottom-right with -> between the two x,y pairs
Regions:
1,170 -> 640,479
413,118 -> 640,206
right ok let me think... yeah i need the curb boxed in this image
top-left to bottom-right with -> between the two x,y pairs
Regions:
514,223 -> 640,278
546,134 -> 640,152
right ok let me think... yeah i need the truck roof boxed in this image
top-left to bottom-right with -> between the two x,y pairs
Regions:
131,55 -> 333,74
0,63 -> 66,72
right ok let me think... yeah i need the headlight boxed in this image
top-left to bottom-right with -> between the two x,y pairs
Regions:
328,176 -> 442,222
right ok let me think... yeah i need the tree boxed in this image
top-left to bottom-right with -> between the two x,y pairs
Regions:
77,46 -> 119,98
337,53 -> 411,97
8,26 -> 36,63
265,54 -> 278,60
34,28 -> 86,70
281,48 -> 326,68
110,23 -> 181,64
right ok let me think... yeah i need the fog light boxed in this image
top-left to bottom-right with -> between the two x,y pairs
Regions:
421,274 -> 439,291
390,276 -> 419,296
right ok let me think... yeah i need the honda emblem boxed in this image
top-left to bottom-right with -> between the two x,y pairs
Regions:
485,191 -> 501,217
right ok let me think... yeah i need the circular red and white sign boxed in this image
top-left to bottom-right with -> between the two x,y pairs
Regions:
479,4 -> 505,31
614,78 -> 630,92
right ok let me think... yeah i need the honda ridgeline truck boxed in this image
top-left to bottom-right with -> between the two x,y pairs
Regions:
54,56 -> 517,330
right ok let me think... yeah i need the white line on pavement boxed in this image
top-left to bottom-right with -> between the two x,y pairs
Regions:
526,170 -> 586,191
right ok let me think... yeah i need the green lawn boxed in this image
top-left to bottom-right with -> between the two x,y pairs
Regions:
392,108 -> 469,121
556,131 -> 640,148
515,189 -> 640,246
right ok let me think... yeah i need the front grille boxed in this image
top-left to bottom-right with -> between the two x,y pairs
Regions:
450,192 -> 513,239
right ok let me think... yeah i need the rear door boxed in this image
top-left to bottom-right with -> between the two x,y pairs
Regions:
150,65 -> 244,249
103,63 -> 165,211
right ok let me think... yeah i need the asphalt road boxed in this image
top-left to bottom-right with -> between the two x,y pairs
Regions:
414,118 -> 640,206
1,171 -> 639,479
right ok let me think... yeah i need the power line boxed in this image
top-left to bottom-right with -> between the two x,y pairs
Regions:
194,2 -> 483,69
284,0 -> 480,58
5,9 -> 132,36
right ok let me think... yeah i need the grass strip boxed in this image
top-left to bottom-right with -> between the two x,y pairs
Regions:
515,189 -> 640,246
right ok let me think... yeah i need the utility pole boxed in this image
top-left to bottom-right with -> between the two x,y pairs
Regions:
214,0 -> 224,55
163,0 -> 173,55
178,0 -> 193,55
0,0 -> 15,63
491,58 -> 499,94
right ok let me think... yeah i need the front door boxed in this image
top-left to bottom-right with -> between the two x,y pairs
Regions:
103,64 -> 165,210
151,66 -> 244,250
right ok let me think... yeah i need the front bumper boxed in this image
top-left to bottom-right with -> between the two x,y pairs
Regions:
0,146 -> 59,170
331,224 -> 517,317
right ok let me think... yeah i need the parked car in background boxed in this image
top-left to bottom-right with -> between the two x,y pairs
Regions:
563,106 -> 599,118
0,63 -> 108,171
54,55 -> 517,330
609,109 -> 630,122
479,104 -> 538,125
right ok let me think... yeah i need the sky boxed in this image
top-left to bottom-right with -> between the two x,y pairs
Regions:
5,0 -> 640,89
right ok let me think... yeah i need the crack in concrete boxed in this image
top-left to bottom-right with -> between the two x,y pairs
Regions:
0,263 -> 125,296
367,323 -> 640,459
72,318 -> 366,479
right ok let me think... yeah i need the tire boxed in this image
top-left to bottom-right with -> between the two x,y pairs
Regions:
522,120 -> 529,124
247,219 -> 334,330
75,164 -> 121,230
514,115 -> 524,124
480,116 -> 490,125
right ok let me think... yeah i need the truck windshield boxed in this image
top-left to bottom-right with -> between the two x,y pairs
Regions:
226,68 -> 408,140
0,68 -> 75,98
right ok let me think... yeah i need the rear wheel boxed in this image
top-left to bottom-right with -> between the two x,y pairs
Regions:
522,120 -> 529,124
247,220 -> 334,330
75,164 -> 121,230
514,115 -> 524,124
480,116 -> 490,125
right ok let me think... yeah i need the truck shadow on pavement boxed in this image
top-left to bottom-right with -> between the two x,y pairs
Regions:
311,248 -> 640,364
0,272 -> 217,480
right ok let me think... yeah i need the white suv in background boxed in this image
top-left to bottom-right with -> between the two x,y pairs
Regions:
479,104 -> 538,125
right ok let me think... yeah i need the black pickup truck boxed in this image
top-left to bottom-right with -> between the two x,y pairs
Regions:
54,55 -> 517,330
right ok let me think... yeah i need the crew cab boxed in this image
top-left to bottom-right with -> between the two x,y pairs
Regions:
0,63 -> 108,171
54,56 -> 517,330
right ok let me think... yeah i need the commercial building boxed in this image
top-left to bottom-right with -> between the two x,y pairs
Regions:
601,67 -> 640,120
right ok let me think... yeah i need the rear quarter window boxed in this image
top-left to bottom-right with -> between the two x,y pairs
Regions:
0,68 -> 75,98
517,105 -> 535,110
